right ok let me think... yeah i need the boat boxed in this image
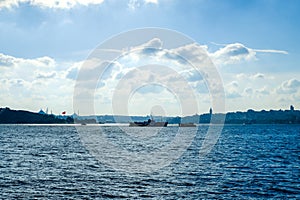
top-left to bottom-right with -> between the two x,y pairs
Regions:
129,118 -> 168,127
178,123 -> 196,127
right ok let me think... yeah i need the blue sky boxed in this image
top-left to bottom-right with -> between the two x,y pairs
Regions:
0,0 -> 300,115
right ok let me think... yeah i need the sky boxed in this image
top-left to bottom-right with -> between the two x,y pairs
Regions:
0,0 -> 300,116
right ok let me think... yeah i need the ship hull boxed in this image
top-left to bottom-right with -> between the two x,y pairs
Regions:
178,123 -> 196,127
129,121 -> 168,127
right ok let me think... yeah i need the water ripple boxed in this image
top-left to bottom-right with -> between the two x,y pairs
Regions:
0,124 -> 299,199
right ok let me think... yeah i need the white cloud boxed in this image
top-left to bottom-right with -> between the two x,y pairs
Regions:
124,41 -> 221,98
0,53 -> 56,75
236,73 -> 267,81
276,78 -> 300,94
72,39 -> 210,115
0,52 -> 76,113
242,86 -> 270,97
211,43 -> 288,66
171,43 -> 209,65
252,73 -> 265,79
211,43 -> 256,65
35,71 -> 57,79
128,0 -> 158,10
90,40 -> 295,113
256,86 -> 270,95
0,0 -> 158,10
253,49 -> 288,54
65,61 -> 82,80
0,53 -> 15,67
0,53 -> 57,84
128,0 -> 140,10
141,37 -> 163,49
225,81 -> 241,99
180,69 -> 204,82
228,81 -> 238,88
0,53 -> 55,69
244,87 -> 253,96
0,0 -> 21,9
0,38 -> 294,114
145,0 -> 158,4
0,0 -> 105,9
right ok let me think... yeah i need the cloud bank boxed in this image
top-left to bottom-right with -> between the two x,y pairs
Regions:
0,52 -> 74,113
0,0 -> 105,9
0,39 -> 295,114
0,0 -> 159,10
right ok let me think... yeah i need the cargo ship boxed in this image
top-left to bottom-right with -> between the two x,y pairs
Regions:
129,118 -> 168,127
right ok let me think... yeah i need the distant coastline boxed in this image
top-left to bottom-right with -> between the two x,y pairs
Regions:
0,106 -> 299,124
0,107 -> 74,124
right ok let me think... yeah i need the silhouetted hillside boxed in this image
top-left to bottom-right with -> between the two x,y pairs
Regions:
0,107 -> 73,124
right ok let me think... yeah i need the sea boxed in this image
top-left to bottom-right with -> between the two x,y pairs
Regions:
0,124 -> 299,199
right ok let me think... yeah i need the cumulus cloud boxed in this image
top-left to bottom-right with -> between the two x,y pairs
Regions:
211,43 -> 288,65
128,0 -> 158,10
252,73 -> 265,79
225,81 -> 241,99
0,53 -> 57,87
171,43 -> 209,65
145,0 -> 158,4
0,53 -> 15,67
141,38 -> 163,49
122,40 -> 221,98
256,87 -> 270,95
1,37 -> 291,114
211,43 -> 256,65
276,78 -> 300,94
0,52 -> 76,113
180,69 -> 203,82
244,87 -> 253,96
0,53 -> 55,69
66,63 -> 80,80
119,39 -> 211,82
36,71 -> 57,79
243,86 -> 270,98
0,0 -> 105,9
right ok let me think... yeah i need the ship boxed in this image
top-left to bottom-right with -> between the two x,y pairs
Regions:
178,123 -> 196,127
129,118 -> 168,127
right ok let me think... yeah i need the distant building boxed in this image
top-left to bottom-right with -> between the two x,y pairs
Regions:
38,109 -> 46,115
290,105 -> 294,111
209,108 -> 212,115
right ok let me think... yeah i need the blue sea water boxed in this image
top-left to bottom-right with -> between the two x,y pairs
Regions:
0,124 -> 299,199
